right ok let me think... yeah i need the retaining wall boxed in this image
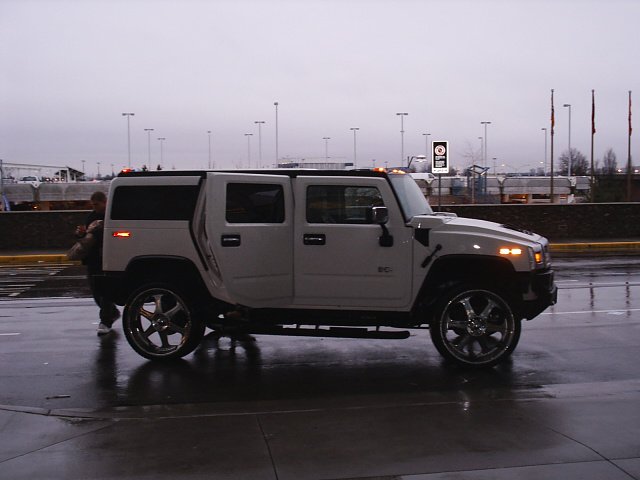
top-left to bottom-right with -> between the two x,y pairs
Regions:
0,203 -> 639,250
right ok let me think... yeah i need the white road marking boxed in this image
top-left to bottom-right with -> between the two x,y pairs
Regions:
542,308 -> 640,315
0,332 -> 21,336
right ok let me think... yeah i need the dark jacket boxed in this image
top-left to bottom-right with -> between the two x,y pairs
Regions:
84,210 -> 105,273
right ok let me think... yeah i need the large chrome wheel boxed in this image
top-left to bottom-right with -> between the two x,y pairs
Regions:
429,285 -> 521,368
123,284 -> 205,361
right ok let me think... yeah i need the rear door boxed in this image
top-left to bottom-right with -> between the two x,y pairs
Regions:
293,176 -> 413,309
205,173 -> 293,307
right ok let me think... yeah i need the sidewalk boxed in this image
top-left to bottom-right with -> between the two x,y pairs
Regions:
1,240 -> 640,264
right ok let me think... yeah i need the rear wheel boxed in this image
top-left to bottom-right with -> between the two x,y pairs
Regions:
123,284 -> 205,361
429,284 -> 521,368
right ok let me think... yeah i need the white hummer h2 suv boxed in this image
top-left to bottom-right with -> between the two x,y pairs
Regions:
100,169 -> 557,368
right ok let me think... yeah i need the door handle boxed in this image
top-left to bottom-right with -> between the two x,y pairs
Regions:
221,234 -> 241,247
303,234 -> 326,245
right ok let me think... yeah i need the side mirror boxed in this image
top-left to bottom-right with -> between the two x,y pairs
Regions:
371,207 -> 393,247
371,206 -> 389,225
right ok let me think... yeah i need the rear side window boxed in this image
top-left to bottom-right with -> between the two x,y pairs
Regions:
111,185 -> 200,220
226,183 -> 285,223
306,185 -> 384,224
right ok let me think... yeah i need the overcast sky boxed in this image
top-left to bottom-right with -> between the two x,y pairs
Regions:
1,0 -> 639,175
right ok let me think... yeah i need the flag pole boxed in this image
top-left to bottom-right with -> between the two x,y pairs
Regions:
628,90 -> 633,202
591,89 -> 596,201
550,89 -> 555,202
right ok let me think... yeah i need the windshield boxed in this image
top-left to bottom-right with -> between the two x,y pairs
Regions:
388,174 -> 433,220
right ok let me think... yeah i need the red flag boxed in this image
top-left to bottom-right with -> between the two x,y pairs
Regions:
592,90 -> 596,135
551,89 -> 555,135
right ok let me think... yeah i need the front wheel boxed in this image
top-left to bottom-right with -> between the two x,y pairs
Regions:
429,285 -> 521,368
123,284 -> 205,361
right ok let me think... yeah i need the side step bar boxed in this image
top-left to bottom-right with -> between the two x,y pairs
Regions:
248,325 -> 410,340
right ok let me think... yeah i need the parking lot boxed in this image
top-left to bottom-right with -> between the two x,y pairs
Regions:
0,257 -> 639,479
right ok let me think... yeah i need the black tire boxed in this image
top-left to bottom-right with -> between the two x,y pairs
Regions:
429,284 -> 521,368
123,283 -> 205,361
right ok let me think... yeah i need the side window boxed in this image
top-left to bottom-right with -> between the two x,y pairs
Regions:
226,183 -> 285,223
306,185 -> 384,224
111,185 -> 200,220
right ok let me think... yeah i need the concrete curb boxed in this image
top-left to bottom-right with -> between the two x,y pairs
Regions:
549,241 -> 640,253
0,254 -> 79,265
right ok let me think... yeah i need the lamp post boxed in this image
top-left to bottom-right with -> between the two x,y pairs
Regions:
480,121 -> 491,168
541,127 -> 548,175
478,136 -> 483,165
144,128 -> 154,167
110,163 -> 114,177
422,133 -> 431,158
0,158 -> 4,208
350,128 -> 359,168
207,131 -> 212,169
244,133 -> 253,168
157,137 -> 166,169
322,137 -> 331,162
254,121 -> 265,168
122,113 -> 135,168
81,159 -> 86,180
97,161 -> 101,179
563,103 -> 572,176
274,102 -> 279,166
396,113 -> 408,165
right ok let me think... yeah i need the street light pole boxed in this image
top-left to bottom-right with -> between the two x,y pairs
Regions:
541,127 -> 548,175
81,159 -> 86,179
97,161 -> 101,179
0,158 -> 4,209
422,133 -> 431,157
478,136 -> 484,165
244,133 -> 253,168
144,128 -> 154,167
323,137 -> 331,162
157,137 -> 166,169
480,121 -> 491,168
396,113 -> 408,165
254,121 -> 265,168
274,102 -> 279,166
122,113 -> 135,168
563,103 -> 572,176
350,128 -> 359,168
207,131 -> 212,169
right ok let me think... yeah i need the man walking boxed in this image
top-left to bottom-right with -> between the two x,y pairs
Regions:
76,191 -> 120,335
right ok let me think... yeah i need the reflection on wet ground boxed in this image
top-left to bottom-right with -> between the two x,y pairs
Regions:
0,257 -> 638,413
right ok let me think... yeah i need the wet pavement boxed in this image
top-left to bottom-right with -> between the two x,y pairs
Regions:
0,257 -> 639,479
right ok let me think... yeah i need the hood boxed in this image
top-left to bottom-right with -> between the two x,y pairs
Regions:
410,214 -> 544,244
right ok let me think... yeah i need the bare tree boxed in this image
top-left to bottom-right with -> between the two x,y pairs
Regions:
601,148 -> 617,175
460,140 -> 482,167
559,148 -> 588,175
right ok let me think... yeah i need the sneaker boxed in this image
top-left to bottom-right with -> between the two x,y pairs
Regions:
97,323 -> 112,336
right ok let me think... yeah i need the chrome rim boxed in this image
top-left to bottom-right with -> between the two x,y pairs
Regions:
126,288 -> 192,357
439,289 -> 516,364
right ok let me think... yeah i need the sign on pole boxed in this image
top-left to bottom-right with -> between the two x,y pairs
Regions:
432,141 -> 449,174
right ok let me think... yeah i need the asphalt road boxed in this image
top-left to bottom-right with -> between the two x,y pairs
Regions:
0,257 -> 639,479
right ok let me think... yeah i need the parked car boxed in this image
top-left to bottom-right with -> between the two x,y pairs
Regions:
18,176 -> 41,188
99,169 -> 557,368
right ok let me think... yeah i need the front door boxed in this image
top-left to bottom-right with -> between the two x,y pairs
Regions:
293,176 -> 413,309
